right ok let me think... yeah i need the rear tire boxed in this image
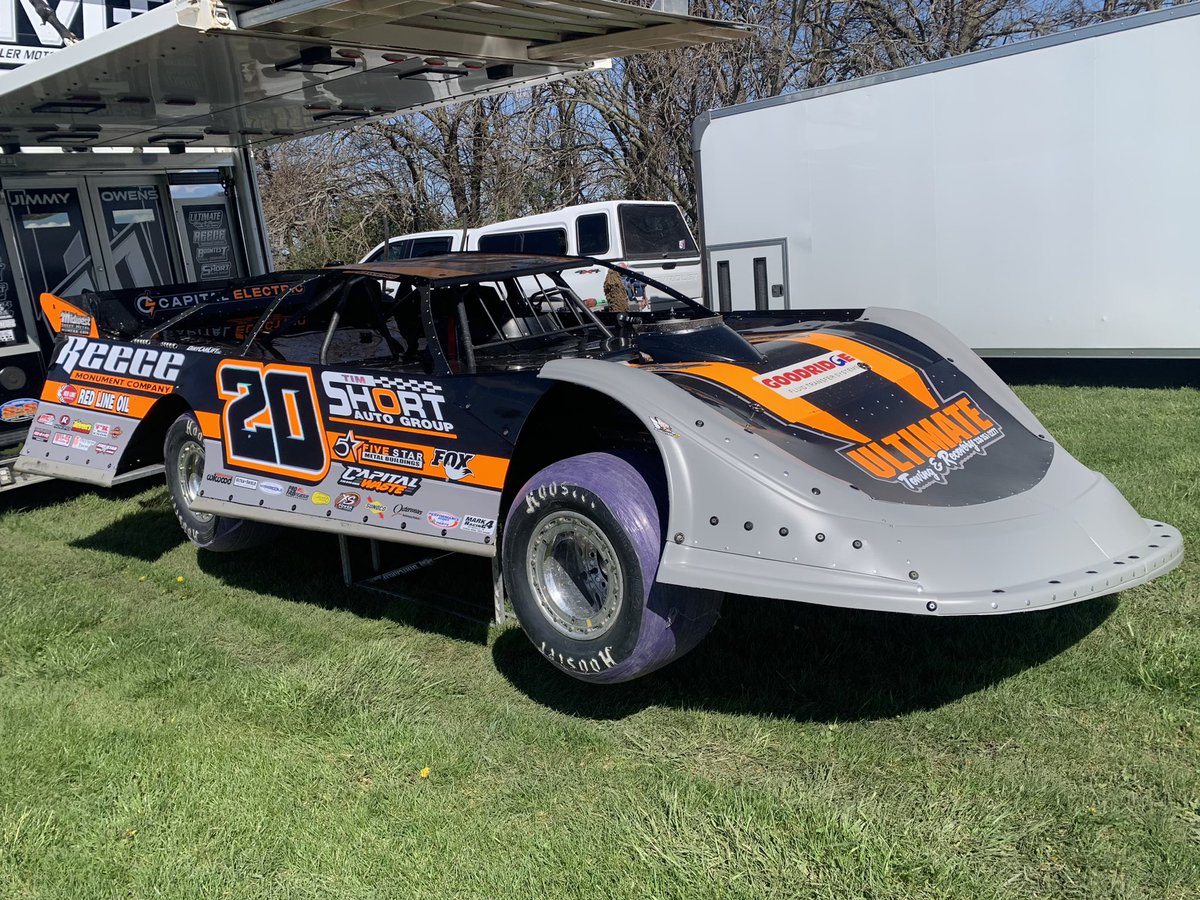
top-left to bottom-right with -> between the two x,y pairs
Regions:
503,452 -> 721,683
164,412 -> 276,552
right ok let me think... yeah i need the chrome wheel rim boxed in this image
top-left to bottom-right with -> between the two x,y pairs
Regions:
528,510 -> 623,639
177,439 -> 214,524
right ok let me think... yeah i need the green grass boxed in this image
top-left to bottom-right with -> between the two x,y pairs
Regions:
1,383 -> 1198,899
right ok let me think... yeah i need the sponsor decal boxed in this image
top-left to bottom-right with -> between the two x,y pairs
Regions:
233,475 -> 258,490
59,311 -> 94,336
427,511 -> 460,530
391,504 -> 422,519
462,515 -> 496,535
260,481 -> 285,496
70,420 -> 92,434
111,427 -> 123,439
95,443 -> 117,455
1,398 -> 37,423
31,428 -> 50,442
136,289 -> 223,318
286,485 -> 309,500
365,497 -> 386,518
322,372 -> 453,434
312,491 -> 331,506
55,337 -> 184,384
332,429 -> 426,471
432,448 -> 474,481
206,472 -> 233,485
56,414 -> 71,429
66,387 -> 135,415
71,436 -> 95,451
57,384 -> 78,405
36,413 -> 55,426
52,432 -> 71,447
755,351 -> 868,399
337,465 -> 421,497
231,283 -> 299,301
840,394 -> 1005,493
93,422 -> 111,437
335,492 -> 360,512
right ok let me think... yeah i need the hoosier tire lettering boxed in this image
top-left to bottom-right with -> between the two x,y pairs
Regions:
503,453 -> 722,684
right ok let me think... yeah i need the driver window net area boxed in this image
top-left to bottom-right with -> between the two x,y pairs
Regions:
448,276 -> 594,350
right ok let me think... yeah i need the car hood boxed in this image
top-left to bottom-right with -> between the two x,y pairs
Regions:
641,321 -> 1055,508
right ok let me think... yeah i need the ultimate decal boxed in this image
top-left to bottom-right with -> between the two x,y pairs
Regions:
840,393 -> 1004,492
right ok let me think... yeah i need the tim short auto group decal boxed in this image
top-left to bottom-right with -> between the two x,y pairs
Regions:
1,0 -> 169,68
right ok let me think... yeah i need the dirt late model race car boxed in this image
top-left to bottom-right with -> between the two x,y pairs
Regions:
17,253 -> 1183,682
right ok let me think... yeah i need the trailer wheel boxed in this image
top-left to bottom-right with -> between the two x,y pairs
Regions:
503,452 -> 721,683
164,412 -> 276,552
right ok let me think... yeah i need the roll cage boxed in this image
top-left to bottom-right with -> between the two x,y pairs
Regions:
137,253 -> 712,375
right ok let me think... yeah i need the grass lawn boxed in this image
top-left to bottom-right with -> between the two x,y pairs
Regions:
1,382 -> 1197,899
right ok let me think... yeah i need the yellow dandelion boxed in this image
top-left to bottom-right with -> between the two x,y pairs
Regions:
419,767 -> 431,779
176,576 -> 185,583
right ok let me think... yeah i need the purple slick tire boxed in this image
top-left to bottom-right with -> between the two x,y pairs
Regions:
503,452 -> 722,683
164,412 -> 277,553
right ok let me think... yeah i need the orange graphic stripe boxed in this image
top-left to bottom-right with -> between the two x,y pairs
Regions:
675,362 -> 869,443
791,333 -> 939,410
329,416 -> 457,440
40,380 -> 157,418
196,411 -> 222,439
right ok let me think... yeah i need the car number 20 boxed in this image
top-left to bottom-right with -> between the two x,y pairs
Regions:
216,361 -> 329,481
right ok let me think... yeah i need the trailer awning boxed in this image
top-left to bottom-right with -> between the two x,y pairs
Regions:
0,0 -> 748,151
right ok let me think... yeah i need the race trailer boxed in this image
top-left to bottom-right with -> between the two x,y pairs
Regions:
692,3 -> 1200,358
0,0 -> 747,488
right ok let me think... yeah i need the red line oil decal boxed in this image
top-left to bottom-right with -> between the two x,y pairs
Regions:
840,393 -> 1004,492
216,361 -> 330,482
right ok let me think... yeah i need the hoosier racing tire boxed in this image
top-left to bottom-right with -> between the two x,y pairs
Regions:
164,412 -> 277,553
503,452 -> 721,683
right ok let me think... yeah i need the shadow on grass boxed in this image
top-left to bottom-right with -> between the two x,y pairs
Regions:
988,357 -> 1200,388
0,473 -> 154,514
492,593 -> 1118,722
194,530 -> 491,646
71,494 -> 188,561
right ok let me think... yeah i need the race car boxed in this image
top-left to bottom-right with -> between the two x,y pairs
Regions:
16,254 -> 1184,682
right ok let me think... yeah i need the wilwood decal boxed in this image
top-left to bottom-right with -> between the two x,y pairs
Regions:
840,394 -> 1003,492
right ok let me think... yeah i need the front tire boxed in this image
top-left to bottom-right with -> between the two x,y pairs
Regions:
164,412 -> 276,552
503,452 -> 721,683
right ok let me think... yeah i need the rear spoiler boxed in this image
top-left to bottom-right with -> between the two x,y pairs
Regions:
39,293 -> 100,338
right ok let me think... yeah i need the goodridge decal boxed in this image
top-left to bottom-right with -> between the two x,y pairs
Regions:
755,350 -> 868,399
321,372 -> 454,435
840,393 -> 1004,492
216,361 -> 330,481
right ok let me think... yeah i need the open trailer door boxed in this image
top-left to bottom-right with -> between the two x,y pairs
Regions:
0,0 -> 748,488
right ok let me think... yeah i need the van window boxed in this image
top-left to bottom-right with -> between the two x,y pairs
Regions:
618,203 -> 697,260
576,213 -> 609,256
410,236 -> 453,257
478,228 -> 567,255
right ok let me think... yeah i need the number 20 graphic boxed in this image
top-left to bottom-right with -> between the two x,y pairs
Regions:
216,361 -> 329,480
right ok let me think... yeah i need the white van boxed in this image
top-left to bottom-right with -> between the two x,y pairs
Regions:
361,201 -> 702,307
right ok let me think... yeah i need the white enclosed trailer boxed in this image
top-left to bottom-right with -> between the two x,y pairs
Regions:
0,0 -> 746,487
693,3 -> 1200,358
